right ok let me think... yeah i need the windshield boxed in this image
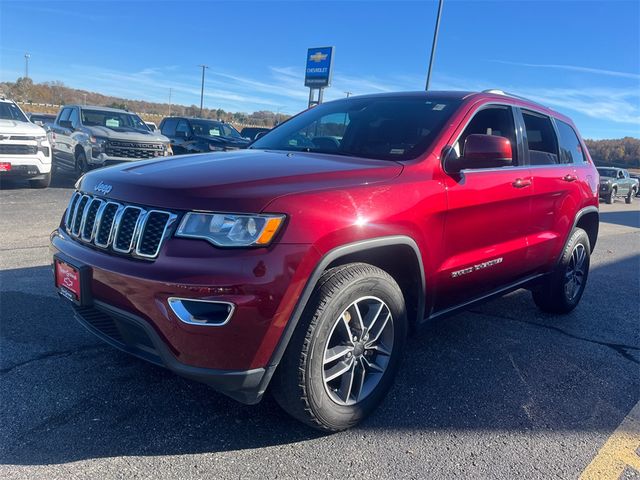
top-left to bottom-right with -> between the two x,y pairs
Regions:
191,120 -> 241,138
597,168 -> 617,178
250,96 -> 461,161
81,109 -> 148,132
0,102 -> 29,122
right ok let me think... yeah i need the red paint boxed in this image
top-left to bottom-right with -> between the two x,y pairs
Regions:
51,91 -> 599,373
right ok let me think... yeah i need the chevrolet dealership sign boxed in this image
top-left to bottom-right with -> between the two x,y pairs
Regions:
304,46 -> 334,88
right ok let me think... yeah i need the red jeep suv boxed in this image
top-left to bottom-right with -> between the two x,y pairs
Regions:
51,90 -> 599,431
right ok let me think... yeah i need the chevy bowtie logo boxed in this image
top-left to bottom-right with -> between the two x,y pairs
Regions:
94,181 -> 113,195
309,51 -> 328,63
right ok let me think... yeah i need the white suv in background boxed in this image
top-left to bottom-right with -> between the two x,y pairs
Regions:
0,98 -> 52,188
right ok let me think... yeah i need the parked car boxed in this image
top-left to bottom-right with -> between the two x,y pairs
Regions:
52,90 -> 599,431
629,173 -> 640,197
145,121 -> 158,131
28,112 -> 57,127
159,117 -> 250,154
50,105 -> 172,175
596,167 -> 638,204
240,126 -> 271,141
0,98 -> 52,188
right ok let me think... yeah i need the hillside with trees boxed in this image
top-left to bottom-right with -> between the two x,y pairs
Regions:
584,137 -> 640,168
0,77 -> 289,127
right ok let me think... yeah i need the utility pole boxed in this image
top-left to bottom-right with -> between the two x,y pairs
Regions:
198,64 -> 209,117
24,53 -> 30,79
344,91 -> 352,98
83,93 -> 87,105
425,0 -> 444,91
168,88 -> 172,116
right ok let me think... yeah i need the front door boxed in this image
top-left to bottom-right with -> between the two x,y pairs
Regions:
435,104 -> 533,310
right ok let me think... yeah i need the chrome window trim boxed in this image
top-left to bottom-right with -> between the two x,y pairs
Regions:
134,210 -> 178,259
167,297 -> 235,327
112,206 -> 144,254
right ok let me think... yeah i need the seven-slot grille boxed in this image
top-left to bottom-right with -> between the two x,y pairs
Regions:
64,192 -> 176,260
105,140 -> 164,160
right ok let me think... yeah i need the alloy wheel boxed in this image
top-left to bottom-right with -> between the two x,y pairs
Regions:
322,296 -> 394,406
564,243 -> 587,301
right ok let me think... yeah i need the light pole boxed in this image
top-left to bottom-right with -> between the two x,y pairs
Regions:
168,88 -> 172,117
24,53 -> 30,79
198,64 -> 209,117
344,91 -> 352,98
425,0 -> 444,91
83,93 -> 87,105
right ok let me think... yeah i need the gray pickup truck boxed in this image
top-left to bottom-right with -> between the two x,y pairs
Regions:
50,105 -> 172,175
597,167 -> 639,204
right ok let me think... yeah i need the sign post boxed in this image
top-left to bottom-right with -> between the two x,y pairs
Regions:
304,47 -> 334,108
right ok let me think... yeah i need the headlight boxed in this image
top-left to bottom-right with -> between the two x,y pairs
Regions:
176,212 -> 285,247
89,136 -> 107,157
165,144 -> 173,156
36,135 -> 50,155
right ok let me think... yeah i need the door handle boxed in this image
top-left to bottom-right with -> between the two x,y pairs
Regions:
563,174 -> 577,182
512,178 -> 532,188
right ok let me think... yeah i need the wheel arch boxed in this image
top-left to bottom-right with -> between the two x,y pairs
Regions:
573,206 -> 599,253
256,236 -> 426,398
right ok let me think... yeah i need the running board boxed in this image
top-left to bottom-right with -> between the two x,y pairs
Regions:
423,273 -> 545,323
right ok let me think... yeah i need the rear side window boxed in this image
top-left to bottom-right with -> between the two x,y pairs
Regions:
58,108 -> 72,123
556,120 -> 585,164
522,110 -> 558,165
161,118 -> 178,136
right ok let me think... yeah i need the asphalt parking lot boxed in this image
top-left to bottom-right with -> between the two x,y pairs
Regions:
0,173 -> 638,479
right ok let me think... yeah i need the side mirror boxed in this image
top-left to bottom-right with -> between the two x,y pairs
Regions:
59,120 -> 73,129
444,134 -> 512,173
255,131 -> 268,140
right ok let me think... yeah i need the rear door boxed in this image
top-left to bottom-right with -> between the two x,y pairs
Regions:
437,103 -> 533,310
520,109 -> 586,271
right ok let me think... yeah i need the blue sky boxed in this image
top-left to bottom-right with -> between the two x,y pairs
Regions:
1,0 -> 639,139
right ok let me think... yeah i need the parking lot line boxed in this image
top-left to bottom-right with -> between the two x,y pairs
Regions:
580,401 -> 640,479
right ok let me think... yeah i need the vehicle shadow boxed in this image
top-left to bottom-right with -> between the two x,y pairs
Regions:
0,253 -> 638,465
0,171 -> 76,190
600,209 -> 640,228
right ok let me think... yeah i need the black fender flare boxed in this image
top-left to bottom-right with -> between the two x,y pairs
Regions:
255,235 -> 426,398
560,206 -> 599,261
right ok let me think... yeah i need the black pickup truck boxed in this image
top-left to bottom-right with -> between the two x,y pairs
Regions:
159,117 -> 250,155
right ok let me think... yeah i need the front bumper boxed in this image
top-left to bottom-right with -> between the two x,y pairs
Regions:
50,227 -> 317,403
0,152 -> 52,176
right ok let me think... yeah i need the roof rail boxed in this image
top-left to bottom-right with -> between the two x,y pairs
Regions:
481,89 -> 542,105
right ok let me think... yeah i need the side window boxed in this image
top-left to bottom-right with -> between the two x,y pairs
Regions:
555,119 -> 585,164
618,170 -> 625,179
58,108 -> 71,123
68,108 -> 79,129
161,118 -> 178,136
522,110 -> 558,165
175,120 -> 191,136
455,106 -> 518,165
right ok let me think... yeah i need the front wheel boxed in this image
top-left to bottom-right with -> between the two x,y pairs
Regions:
271,263 -> 407,431
29,171 -> 51,189
606,188 -> 616,204
532,228 -> 590,314
75,150 -> 89,176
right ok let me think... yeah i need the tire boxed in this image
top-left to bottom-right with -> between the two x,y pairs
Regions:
29,171 -> 51,189
75,150 -> 89,176
532,227 -> 590,314
626,189 -> 634,204
606,188 -> 616,204
271,263 -> 407,432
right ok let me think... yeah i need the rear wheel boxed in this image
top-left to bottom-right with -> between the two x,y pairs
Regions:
626,189 -> 634,204
29,171 -> 51,189
271,263 -> 407,431
532,228 -> 590,314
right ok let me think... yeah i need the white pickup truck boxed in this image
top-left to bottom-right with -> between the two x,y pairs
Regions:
0,98 -> 52,188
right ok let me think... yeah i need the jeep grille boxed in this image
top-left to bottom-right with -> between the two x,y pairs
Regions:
64,192 -> 177,260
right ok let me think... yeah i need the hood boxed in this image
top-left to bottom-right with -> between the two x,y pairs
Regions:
599,176 -> 614,182
85,125 -> 169,143
78,149 -> 403,212
0,119 -> 47,136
